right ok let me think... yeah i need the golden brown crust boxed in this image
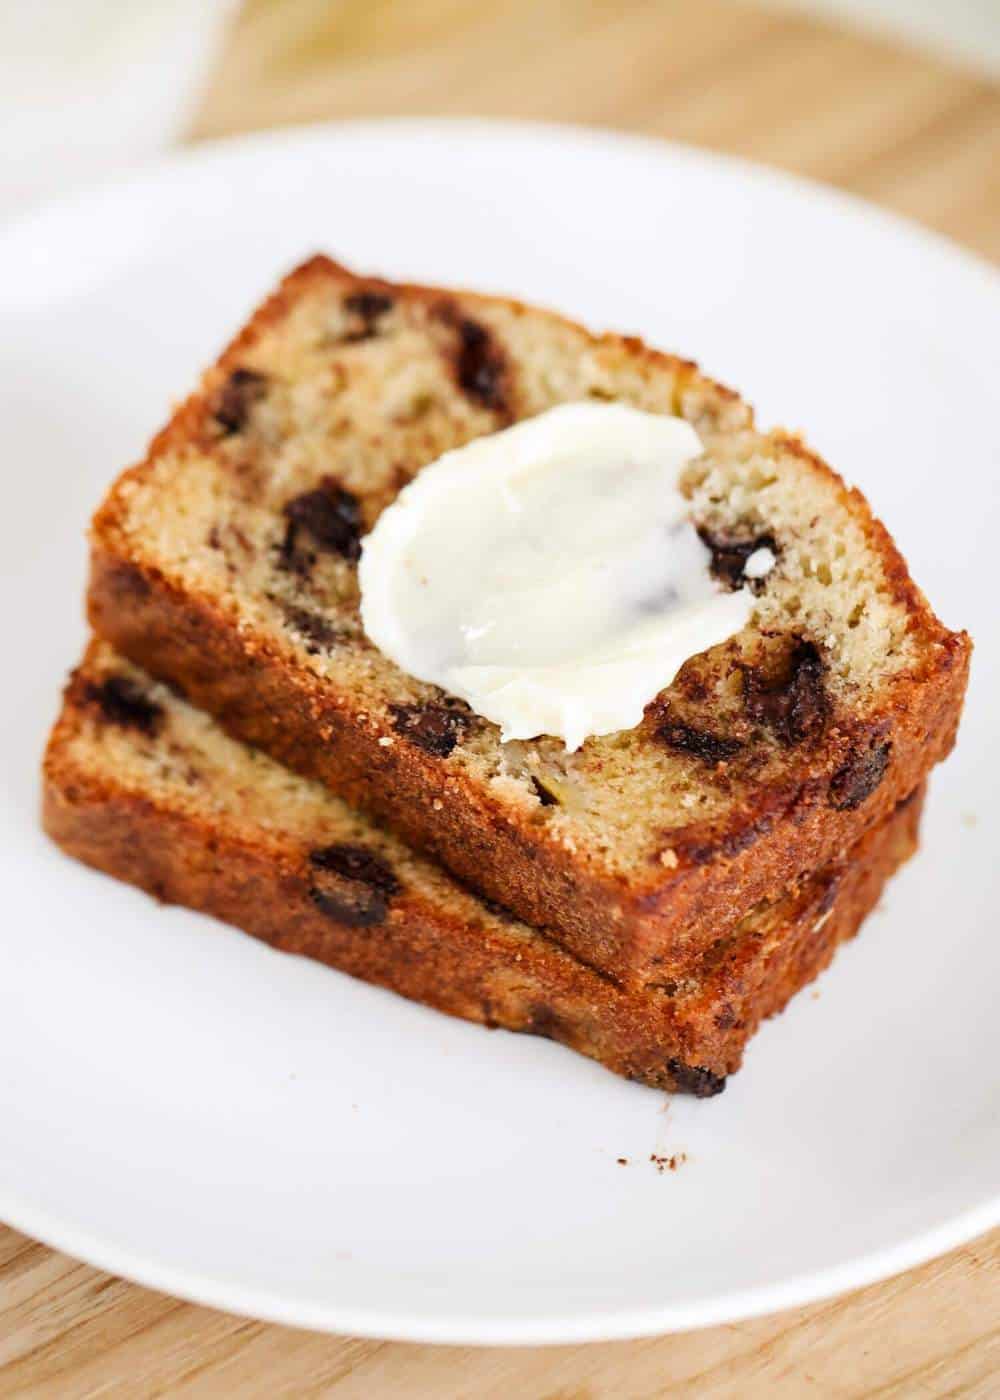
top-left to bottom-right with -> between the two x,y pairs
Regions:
88,534 -> 966,982
42,643 -> 924,1093
87,255 -> 969,985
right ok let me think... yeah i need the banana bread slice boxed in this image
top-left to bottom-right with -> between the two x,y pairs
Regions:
88,255 -> 967,985
42,641 -> 923,1094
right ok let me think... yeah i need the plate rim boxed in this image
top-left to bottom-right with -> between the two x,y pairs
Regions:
2,1172 -> 999,1344
2,115 -> 998,1345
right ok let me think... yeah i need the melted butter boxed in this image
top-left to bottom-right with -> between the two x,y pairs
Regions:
359,402 -> 766,750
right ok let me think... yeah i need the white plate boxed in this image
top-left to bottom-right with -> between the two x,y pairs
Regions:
1,120 -> 997,1345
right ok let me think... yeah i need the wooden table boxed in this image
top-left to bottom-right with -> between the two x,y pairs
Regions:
4,3 -> 998,1394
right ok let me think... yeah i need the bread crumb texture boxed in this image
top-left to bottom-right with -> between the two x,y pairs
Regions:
96,257 -> 966,878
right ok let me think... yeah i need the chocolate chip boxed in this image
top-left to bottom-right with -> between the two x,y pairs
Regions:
531,775 -> 559,807
278,602 -> 341,654
666,1058 -> 727,1097
390,702 -> 472,757
310,844 -> 401,893
742,639 -> 828,746
84,676 -> 164,736
279,478 -> 363,571
307,843 -> 401,927
654,716 -> 743,763
447,315 -> 509,413
308,887 -> 386,927
214,368 -> 268,434
681,810 -> 777,866
341,289 -> 394,341
697,526 -> 779,592
829,739 -> 892,811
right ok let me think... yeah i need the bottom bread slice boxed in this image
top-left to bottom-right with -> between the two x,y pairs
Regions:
42,642 -> 923,1096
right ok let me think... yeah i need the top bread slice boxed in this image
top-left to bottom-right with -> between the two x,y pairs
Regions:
88,255 -> 970,986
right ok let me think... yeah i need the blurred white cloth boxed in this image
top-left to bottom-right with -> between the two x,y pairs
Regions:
0,1 -> 236,222
1,0 -> 993,228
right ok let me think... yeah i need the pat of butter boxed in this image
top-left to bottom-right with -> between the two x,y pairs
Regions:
359,402 -> 762,751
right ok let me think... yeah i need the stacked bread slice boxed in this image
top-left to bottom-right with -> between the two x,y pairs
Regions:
43,257 -> 970,1094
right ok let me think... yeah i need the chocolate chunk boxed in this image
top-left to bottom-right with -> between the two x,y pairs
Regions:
215,368 -> 268,434
697,526 -> 779,592
308,886 -> 387,927
390,702 -> 472,757
310,843 -> 400,893
307,843 -> 401,928
278,602 -> 340,654
279,478 -> 363,571
84,675 -> 164,737
342,289 -> 394,341
531,775 -> 559,807
666,1058 -> 727,1097
682,811 -> 777,866
829,739 -> 892,811
455,317 -> 509,413
654,717 -> 743,763
743,639 -> 828,746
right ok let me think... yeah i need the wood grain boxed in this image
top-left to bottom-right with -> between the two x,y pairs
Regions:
5,1 -> 998,1394
194,0 -> 1000,260
2,1224 -> 999,1397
